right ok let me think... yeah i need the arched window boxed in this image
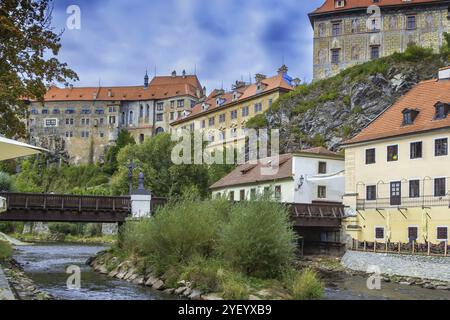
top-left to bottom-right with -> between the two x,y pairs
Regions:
121,112 -> 125,125
129,111 -> 133,124
139,105 -> 144,118
155,127 -> 164,135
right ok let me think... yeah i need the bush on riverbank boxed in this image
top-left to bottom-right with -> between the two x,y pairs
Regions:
285,268 -> 324,300
0,240 -> 12,259
116,196 -> 321,299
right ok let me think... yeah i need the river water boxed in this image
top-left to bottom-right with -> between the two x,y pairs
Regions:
12,244 -> 450,300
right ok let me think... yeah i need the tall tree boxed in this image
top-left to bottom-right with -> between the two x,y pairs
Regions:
0,0 -> 78,137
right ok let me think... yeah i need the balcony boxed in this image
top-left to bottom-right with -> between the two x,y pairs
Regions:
357,195 -> 450,210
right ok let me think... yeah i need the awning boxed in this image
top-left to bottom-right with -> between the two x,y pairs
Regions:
306,170 -> 345,182
0,136 -> 47,161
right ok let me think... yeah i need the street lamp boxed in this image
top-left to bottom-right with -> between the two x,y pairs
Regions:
128,160 -> 134,195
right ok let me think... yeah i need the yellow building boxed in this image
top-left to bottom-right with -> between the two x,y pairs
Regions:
342,67 -> 450,245
170,66 -> 297,153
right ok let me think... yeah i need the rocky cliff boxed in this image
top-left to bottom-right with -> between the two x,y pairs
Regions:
250,46 -> 450,152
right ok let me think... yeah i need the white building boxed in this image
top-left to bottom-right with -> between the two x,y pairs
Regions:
211,148 -> 345,204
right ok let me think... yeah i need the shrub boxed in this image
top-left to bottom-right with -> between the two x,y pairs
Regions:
0,240 -> 12,259
181,256 -> 223,292
220,271 -> 249,300
84,223 -> 103,237
218,198 -> 297,278
286,269 -> 324,300
0,172 -> 14,192
48,223 -> 84,236
121,197 -> 232,273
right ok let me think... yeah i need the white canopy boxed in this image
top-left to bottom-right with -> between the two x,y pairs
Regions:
306,170 -> 345,182
0,136 -> 47,161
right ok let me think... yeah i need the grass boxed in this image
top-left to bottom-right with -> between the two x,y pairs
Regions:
285,268 -> 324,300
0,240 -> 12,259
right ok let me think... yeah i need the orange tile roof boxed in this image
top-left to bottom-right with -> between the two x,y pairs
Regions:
34,75 -> 202,102
172,74 -> 294,125
343,78 -> 450,146
210,154 -> 294,190
297,147 -> 343,158
310,0 -> 443,15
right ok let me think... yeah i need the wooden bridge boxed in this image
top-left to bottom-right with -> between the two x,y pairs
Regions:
289,202 -> 345,227
0,193 -> 166,223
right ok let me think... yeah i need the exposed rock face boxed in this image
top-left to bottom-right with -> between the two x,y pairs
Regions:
265,56 -> 448,152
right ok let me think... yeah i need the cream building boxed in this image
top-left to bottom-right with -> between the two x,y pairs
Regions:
170,66 -> 298,154
343,67 -> 450,244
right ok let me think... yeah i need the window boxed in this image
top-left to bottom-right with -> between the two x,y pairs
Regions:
375,227 -> 385,240
275,185 -> 282,201
170,112 -> 174,121
109,116 -> 116,124
66,118 -> 74,125
201,120 -> 206,129
435,138 -> 448,156
331,49 -> 340,64
390,181 -> 402,206
229,191 -> 235,201
410,142 -> 422,159
81,109 -> 91,115
351,18 -> 358,33
254,103 -> 262,113
242,106 -> 249,117
190,100 -> 196,108
96,109 -> 104,115
65,131 -> 73,138
52,109 -> 60,115
231,110 -> 238,120
109,106 -> 116,113
367,186 -> 377,201
219,114 -> 226,123
139,134 -> 144,144
170,101 -> 175,108
406,15 -> 416,30
189,123 -> 195,131
208,117 -> 215,127
269,99 -> 273,108
366,148 -> 376,164
65,108 -> 75,114
435,178 -> 446,197
409,180 -> 420,198
177,100 -> 184,108
318,162 -> 327,174
146,105 -> 150,118
100,132 -> 105,138
437,227 -> 448,241
403,109 -> 419,125
44,119 -> 57,127
31,109 -> 38,115
387,145 -> 398,162
230,128 -> 237,138
99,118 -> 104,125
240,190 -> 245,201
129,111 -> 133,124
335,0 -> 345,8
139,105 -> 144,118
156,113 -> 163,122
42,109 -> 49,114
435,103 -> 449,120
250,188 -> 257,200
332,22 -> 342,36
81,131 -> 90,138
408,227 -> 418,242
370,46 -> 380,60
318,186 -> 327,199
157,102 -> 164,111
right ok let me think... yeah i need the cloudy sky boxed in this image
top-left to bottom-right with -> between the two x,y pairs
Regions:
50,0 -> 323,92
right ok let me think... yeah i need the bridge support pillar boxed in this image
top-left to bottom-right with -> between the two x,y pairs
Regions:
130,172 -> 152,218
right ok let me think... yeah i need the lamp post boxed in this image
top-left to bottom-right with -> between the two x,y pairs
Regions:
128,160 -> 134,195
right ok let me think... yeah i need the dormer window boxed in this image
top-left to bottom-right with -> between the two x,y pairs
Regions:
233,91 -> 239,101
256,83 -> 263,93
335,0 -> 345,8
435,102 -> 449,120
402,108 -> 419,125
202,103 -> 209,111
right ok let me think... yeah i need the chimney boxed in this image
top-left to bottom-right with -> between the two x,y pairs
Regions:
277,64 -> 288,76
144,71 -> 149,88
171,70 -> 177,77
233,80 -> 246,89
107,88 -> 113,97
255,73 -> 267,83
182,70 -> 186,78
438,66 -> 450,80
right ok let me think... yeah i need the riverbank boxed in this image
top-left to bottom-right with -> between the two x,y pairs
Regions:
0,258 -> 54,300
88,250 -> 298,300
10,233 -> 116,245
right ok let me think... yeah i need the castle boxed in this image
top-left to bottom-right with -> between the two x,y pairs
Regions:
309,0 -> 450,80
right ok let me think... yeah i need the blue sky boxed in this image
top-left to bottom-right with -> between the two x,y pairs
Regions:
50,0 -> 323,92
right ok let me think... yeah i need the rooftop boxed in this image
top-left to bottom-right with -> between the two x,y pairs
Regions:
343,76 -> 450,146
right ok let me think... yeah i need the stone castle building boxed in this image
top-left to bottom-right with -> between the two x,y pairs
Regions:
309,0 -> 450,80
26,71 -> 204,164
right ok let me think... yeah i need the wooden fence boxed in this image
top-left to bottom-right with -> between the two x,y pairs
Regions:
351,239 -> 450,257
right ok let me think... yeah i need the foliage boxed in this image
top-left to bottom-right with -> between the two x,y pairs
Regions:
220,271 -> 250,300
0,171 -> 15,191
104,129 -> 136,174
284,268 -> 324,300
0,240 -> 12,259
48,223 -> 84,236
0,0 -> 78,137
121,197 -> 232,274
180,256 -> 223,292
13,159 -> 43,193
217,198 -> 297,278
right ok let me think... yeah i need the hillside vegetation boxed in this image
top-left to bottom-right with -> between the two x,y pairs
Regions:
248,38 -> 450,152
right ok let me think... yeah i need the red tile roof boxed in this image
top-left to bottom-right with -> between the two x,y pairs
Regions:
210,148 -> 342,189
33,75 -> 203,102
310,0 -> 442,15
172,74 -> 294,125
343,78 -> 450,146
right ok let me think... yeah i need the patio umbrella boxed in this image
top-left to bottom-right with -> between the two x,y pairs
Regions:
0,136 -> 47,161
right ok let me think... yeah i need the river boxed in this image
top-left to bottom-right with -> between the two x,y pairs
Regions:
12,244 -> 450,300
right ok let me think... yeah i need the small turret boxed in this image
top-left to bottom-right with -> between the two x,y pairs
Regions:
144,71 -> 149,88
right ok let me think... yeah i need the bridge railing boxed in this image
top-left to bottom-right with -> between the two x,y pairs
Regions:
0,193 -> 131,212
289,202 -> 345,219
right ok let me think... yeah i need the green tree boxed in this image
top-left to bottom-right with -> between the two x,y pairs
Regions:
0,0 -> 78,137
104,129 -> 136,174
